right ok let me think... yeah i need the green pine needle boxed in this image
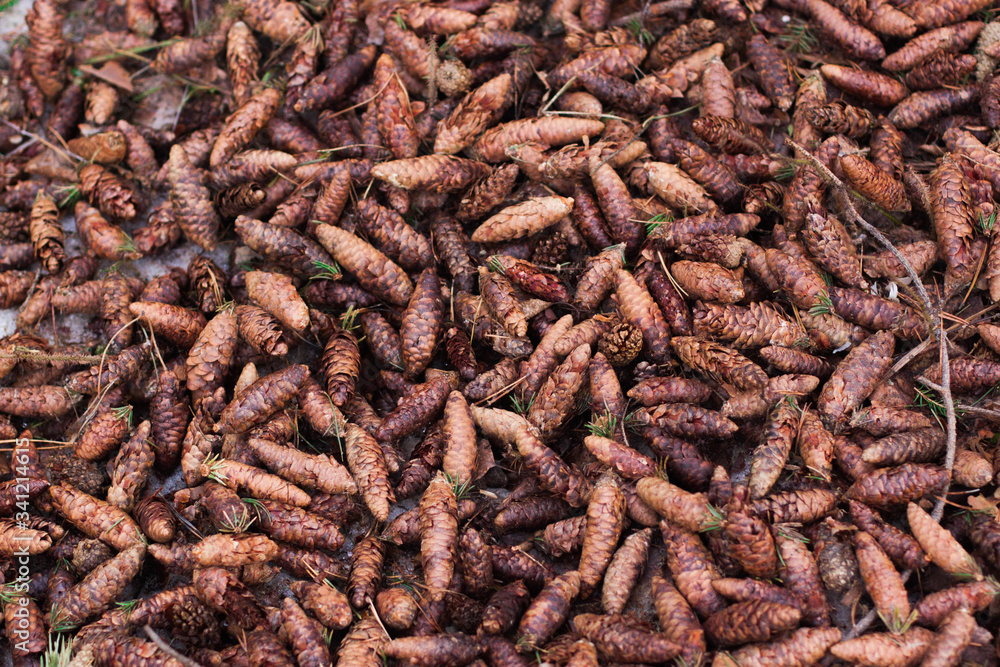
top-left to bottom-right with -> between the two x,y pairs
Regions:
40,633 -> 74,667
340,305 -> 360,331
311,259 -> 342,281
980,210 -> 997,234
511,393 -> 534,416
778,20 -> 818,54
808,292 -> 833,317
586,411 -> 618,439
112,404 -> 134,427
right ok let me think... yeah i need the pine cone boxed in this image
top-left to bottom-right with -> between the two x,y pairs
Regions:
435,59 -> 473,98
46,449 -> 107,496
79,164 -> 136,221
599,319 -> 643,366
632,361 -> 663,381
516,1 -> 544,27
532,231 -> 570,267
72,538 -> 113,575
164,597 -> 222,647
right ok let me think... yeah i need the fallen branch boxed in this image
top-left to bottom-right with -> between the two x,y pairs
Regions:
0,346 -> 105,364
782,141 -> 958,637
783,140 -> 936,323
847,319 -> 956,638
932,316 -> 957,523
952,403 -> 1000,421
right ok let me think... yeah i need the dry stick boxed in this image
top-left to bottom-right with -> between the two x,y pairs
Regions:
778,139 -> 957,639
931,324 -> 957,524
147,328 -> 168,375
785,139 -> 959,637
952,403 -> 1000,421
785,140 -> 957,486
883,336 -> 935,381
608,0 -> 695,25
172,84 -> 191,132
911,378 -> 957,519
0,119 -> 83,164
67,382 -> 119,445
143,625 -> 203,667
95,315 -> 143,396
882,320 -> 968,381
0,347 -> 106,364
368,598 -> 392,640
783,140 -> 935,319
539,74 -> 580,117
3,135 -> 38,158
64,316 -> 147,443
478,375 -> 527,406
844,570 -> 914,639
0,437 -> 70,445
318,78 -> 392,122
0,444 -> 67,450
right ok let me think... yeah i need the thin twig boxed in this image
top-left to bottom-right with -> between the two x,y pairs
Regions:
0,119 -> 83,164
935,336 -> 957,522
883,336 -> 935,380
67,381 -> 118,444
782,139 -> 957,635
538,74 -> 580,116
783,139 -> 936,320
920,324 -> 957,524
143,625 -> 204,667
317,79 -> 392,121
3,136 -> 38,158
867,351 -> 958,634
0,347 -> 106,364
881,319 -> 966,381
367,599 -> 392,639
608,0 -> 695,25
477,375 -> 527,406
172,85 -> 191,133
953,403 -> 1000,421
0,437 -> 70,445
0,444 -> 70,450
845,570 -> 913,639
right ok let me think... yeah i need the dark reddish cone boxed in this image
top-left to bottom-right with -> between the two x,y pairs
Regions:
516,570 -> 580,648
572,613 -> 682,663
481,581 -> 532,635
374,375 -> 453,443
492,542 -> 557,591
704,600 -> 802,645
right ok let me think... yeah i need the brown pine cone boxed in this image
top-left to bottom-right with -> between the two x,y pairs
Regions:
532,231 -> 570,267
599,319 -> 643,366
633,361 -> 665,381
435,59 -> 473,98
72,538 -> 113,575
46,449 -> 107,496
